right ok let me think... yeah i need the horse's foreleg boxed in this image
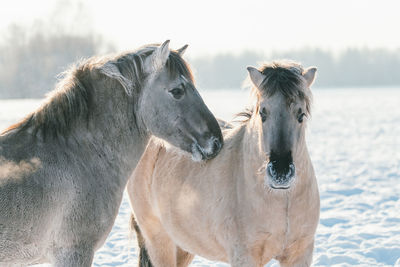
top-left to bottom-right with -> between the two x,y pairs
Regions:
52,246 -> 94,267
138,218 -> 177,267
131,214 -> 153,267
176,246 -> 194,267
279,241 -> 314,267
133,213 -> 192,267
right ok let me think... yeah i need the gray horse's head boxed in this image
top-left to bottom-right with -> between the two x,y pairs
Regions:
136,41 -> 223,161
247,62 -> 316,189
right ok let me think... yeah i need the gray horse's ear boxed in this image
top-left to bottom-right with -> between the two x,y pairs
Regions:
176,44 -> 189,56
303,67 -> 317,87
99,62 -> 133,96
247,66 -> 265,89
149,40 -> 171,73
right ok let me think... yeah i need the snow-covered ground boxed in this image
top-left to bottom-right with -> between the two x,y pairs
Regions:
1,88 -> 399,266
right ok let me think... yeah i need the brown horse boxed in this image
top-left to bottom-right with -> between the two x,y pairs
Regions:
128,61 -> 319,267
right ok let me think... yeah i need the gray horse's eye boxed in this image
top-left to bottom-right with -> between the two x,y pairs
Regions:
169,88 -> 185,100
260,108 -> 267,123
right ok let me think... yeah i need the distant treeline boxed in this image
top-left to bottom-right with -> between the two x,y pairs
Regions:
0,24 -> 112,98
1,28 -> 400,98
0,0 -> 113,99
189,48 -> 400,89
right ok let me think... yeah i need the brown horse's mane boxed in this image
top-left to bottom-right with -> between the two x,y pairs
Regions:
1,46 -> 193,140
236,61 -> 312,124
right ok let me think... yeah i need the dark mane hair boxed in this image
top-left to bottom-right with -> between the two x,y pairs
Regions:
257,61 -> 312,114
1,45 -> 194,139
107,46 -> 194,94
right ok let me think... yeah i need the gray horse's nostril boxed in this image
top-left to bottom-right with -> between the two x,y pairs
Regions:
213,139 -> 221,152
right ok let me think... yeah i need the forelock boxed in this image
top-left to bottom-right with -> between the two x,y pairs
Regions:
256,61 -> 312,114
165,50 -> 194,83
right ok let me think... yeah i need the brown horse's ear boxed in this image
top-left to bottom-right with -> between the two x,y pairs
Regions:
303,67 -> 317,87
247,66 -> 265,89
176,44 -> 188,56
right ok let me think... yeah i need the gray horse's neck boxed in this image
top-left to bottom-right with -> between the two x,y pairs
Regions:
60,81 -> 150,188
96,92 -> 148,179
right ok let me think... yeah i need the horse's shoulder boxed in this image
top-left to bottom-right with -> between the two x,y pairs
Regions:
135,137 -> 164,173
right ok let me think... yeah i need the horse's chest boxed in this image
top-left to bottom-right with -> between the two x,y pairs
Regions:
250,198 -> 319,263
248,214 -> 289,259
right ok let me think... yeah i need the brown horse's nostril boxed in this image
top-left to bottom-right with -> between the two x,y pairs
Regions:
286,163 -> 295,179
267,162 -> 277,178
268,161 -> 295,178
267,160 -> 296,189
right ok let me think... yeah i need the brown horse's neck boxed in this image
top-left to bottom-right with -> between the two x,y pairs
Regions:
239,118 -> 267,190
242,117 -> 266,167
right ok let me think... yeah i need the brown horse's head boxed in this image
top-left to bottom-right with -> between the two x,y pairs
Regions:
247,62 -> 316,189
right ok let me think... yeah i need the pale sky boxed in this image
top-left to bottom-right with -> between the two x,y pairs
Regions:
1,0 -> 399,56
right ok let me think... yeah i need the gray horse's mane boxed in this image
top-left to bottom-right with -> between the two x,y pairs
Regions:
237,61 -> 312,123
1,45 -> 193,139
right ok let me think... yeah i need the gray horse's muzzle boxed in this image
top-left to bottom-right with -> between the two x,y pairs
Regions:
191,136 -> 223,161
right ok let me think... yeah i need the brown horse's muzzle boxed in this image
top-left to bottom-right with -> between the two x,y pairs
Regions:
266,151 -> 296,189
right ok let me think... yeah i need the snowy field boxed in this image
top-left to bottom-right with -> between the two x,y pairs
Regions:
0,88 -> 399,266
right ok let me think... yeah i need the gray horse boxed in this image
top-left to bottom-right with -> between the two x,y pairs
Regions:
0,40 -> 223,267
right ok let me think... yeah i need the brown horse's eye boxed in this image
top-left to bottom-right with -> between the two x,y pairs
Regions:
260,108 -> 267,123
298,113 -> 306,123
